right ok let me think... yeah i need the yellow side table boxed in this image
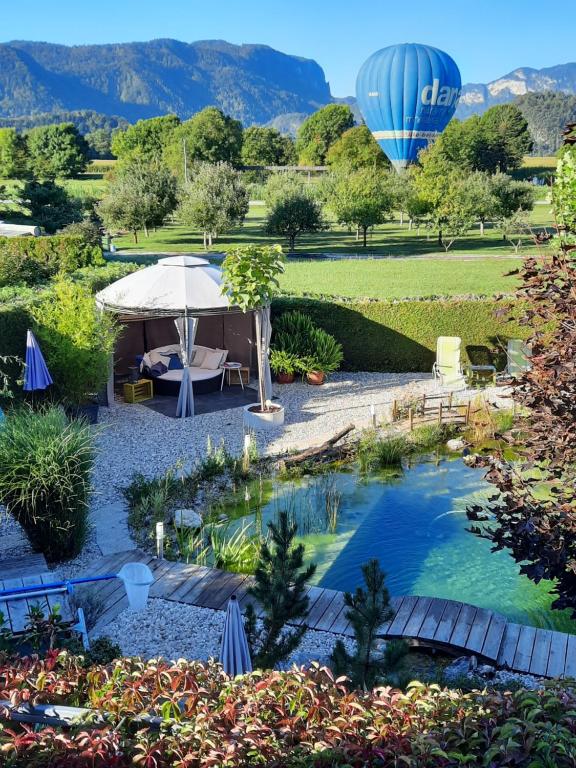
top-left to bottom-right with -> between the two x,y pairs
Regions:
123,378 -> 153,403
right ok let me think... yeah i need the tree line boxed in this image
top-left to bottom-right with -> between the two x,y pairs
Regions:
0,101 -> 539,249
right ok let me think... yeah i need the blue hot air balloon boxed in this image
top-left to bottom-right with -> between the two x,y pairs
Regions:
356,43 -> 461,171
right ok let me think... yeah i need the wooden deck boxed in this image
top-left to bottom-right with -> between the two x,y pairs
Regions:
0,572 -> 73,633
89,551 -> 576,679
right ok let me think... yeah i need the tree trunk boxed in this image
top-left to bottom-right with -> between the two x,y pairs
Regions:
143,224 -> 149,238
408,219 -> 413,231
480,220 -> 485,236
254,309 -> 266,410
400,211 -> 404,226
356,226 -> 360,241
208,232 -> 213,247
133,230 -> 138,244
438,229 -> 443,247
289,234 -> 296,251
362,226 -> 368,247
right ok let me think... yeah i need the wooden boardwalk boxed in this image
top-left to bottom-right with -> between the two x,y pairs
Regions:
87,550 -> 576,679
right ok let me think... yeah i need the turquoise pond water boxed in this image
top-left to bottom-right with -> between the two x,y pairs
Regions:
222,455 -> 576,633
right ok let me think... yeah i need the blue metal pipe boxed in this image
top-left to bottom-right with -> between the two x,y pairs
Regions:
0,573 -> 119,600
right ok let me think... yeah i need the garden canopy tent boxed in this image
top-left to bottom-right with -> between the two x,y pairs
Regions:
95,255 -> 272,417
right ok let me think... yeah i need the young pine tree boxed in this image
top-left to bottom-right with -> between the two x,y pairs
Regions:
331,559 -> 408,690
244,511 -> 316,669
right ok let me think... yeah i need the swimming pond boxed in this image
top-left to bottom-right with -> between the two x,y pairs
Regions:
220,454 -> 575,633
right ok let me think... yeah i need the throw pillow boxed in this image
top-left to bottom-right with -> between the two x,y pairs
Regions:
168,353 -> 184,370
216,348 -> 229,365
191,347 -> 207,367
203,350 -> 227,370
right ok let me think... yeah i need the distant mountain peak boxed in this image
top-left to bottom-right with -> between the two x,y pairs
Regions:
0,38 -> 331,126
456,61 -> 576,118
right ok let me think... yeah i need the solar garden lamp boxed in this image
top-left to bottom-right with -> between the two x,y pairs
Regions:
156,521 -> 165,560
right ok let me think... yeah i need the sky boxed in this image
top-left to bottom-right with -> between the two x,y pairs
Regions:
2,0 -> 575,96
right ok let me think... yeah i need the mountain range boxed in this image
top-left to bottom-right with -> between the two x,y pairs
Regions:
0,38 -> 575,135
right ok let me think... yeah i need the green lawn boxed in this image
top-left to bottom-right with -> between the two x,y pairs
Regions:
113,203 -> 554,259
278,257 -> 520,299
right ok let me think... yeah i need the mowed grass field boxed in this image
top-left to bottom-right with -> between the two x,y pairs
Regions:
113,201 -> 554,257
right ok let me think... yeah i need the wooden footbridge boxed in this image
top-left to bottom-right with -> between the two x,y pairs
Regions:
80,550 -> 576,680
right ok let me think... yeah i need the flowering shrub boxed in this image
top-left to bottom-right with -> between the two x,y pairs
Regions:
1,653 -> 576,766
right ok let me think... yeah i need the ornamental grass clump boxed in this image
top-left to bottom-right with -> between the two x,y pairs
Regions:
0,406 -> 94,561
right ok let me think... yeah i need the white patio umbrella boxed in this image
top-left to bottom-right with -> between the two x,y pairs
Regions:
219,595 -> 252,677
96,255 -> 234,418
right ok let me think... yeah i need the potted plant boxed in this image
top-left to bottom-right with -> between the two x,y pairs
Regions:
222,244 -> 286,429
304,328 -> 343,386
270,349 -> 300,384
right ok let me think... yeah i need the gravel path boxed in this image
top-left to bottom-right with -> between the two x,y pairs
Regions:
93,597 -> 354,668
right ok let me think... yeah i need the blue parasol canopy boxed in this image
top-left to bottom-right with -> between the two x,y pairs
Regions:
219,595 -> 252,677
23,329 -> 53,392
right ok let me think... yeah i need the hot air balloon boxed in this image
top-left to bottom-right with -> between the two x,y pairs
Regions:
356,43 -> 461,171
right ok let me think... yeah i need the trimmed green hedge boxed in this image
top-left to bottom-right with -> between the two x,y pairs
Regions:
272,296 -> 529,372
0,235 -> 104,287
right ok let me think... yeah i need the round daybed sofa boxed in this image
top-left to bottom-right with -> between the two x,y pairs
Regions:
141,344 -> 227,397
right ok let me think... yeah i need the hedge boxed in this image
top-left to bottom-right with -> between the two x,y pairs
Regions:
272,295 -> 530,372
0,235 -> 104,287
2,655 -> 576,767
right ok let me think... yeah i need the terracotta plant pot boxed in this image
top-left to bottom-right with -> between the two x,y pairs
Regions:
306,371 -> 325,386
277,372 -> 295,384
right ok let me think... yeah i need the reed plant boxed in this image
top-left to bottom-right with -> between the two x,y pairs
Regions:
0,406 -> 93,561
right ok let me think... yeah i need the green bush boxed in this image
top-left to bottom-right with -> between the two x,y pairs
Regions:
0,406 -> 94,561
31,279 -> 119,404
0,234 -> 104,287
273,296 -> 530,372
272,310 -> 343,376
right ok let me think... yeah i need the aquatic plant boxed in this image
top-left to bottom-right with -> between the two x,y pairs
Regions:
357,429 -> 408,472
209,521 -> 260,574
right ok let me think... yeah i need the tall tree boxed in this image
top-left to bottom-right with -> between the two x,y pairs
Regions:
461,171 -> 499,236
110,115 -> 180,161
164,107 -> 243,179
296,104 -> 354,165
99,160 -> 178,242
241,126 -> 296,166
177,161 -> 248,249
85,128 -> 114,159
479,103 -> 533,172
26,123 -> 89,178
244,511 -> 316,669
326,125 -> 389,171
0,128 -> 29,178
489,172 -> 535,218
326,168 -> 394,246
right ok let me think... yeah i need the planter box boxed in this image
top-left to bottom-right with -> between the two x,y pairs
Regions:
243,403 -> 285,430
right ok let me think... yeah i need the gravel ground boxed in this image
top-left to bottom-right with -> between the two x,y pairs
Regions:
93,597 -> 354,668
92,372 -> 511,508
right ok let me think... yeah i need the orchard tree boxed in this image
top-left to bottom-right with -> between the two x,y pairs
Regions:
241,126 -> 296,166
497,209 -> 532,253
326,168 -> 394,246
0,128 -> 29,178
326,125 -> 389,171
264,171 -> 310,208
26,123 -> 89,178
99,160 -> 178,242
177,161 -> 249,249
164,107 -> 243,179
461,171 -> 498,235
111,115 -> 180,161
265,192 -> 326,251
490,172 -> 535,218
296,104 -> 354,165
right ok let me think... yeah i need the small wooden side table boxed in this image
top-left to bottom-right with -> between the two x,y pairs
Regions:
124,378 -> 154,403
466,365 -> 496,388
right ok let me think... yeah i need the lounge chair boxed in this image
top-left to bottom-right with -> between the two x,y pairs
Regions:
432,336 -> 466,390
506,339 -> 531,378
